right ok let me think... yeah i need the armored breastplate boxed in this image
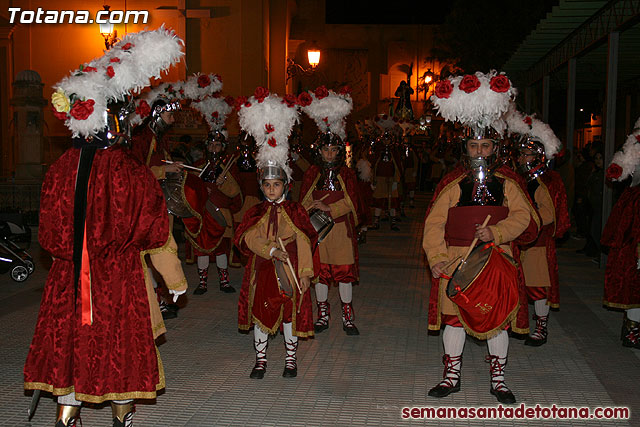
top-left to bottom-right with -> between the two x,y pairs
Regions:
458,175 -> 505,206
316,167 -> 342,191
237,150 -> 256,172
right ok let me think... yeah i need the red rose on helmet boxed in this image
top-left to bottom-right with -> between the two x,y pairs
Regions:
136,100 -> 151,118
224,96 -> 235,107
254,86 -> 269,102
235,96 -> 248,110
459,74 -> 481,93
524,116 -> 532,126
490,75 -> 511,93
212,111 -> 219,119
635,134 -> 640,143
434,80 -> 453,98
339,85 -> 352,95
297,92 -> 312,107
267,137 -> 277,147
197,74 -> 211,88
314,85 -> 329,99
106,66 -> 115,78
70,99 -> 95,120
606,163 -> 623,181
110,57 -> 120,63
283,94 -> 297,108
51,104 -> 67,121
121,43 -> 133,50
265,124 -> 275,134
82,66 -> 97,73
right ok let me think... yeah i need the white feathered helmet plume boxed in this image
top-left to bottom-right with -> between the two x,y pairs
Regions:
130,72 -> 222,127
50,25 -> 184,139
431,70 -> 517,140
606,117 -> 640,185
237,87 -> 300,182
505,102 -> 562,158
191,94 -> 236,147
300,85 -> 353,147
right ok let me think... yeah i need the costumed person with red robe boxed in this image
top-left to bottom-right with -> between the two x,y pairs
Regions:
505,104 -> 570,346
370,116 -> 404,231
355,150 -> 373,244
24,28 -> 186,427
299,86 -> 364,335
423,71 -> 540,404
188,94 -> 241,294
601,118 -> 640,348
129,73 -> 222,318
235,89 -> 318,378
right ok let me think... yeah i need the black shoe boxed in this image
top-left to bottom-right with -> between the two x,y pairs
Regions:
282,366 -> 297,378
193,284 -> 207,295
490,387 -> 516,404
314,323 -> 329,333
160,302 -> 178,320
220,283 -> 236,293
428,381 -> 461,398
250,365 -> 266,379
343,323 -> 360,335
524,335 -> 547,346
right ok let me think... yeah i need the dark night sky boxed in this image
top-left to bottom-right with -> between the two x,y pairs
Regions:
325,1 -> 454,25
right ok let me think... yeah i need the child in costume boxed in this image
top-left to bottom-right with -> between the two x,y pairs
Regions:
234,89 -> 319,378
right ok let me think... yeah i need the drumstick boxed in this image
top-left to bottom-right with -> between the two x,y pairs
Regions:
161,160 -> 203,173
218,154 -> 240,179
306,193 -> 330,210
460,214 -> 492,264
442,255 -> 462,271
278,237 -> 304,313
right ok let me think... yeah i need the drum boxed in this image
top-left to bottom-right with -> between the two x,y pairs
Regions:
446,243 -> 519,336
160,173 -> 194,218
309,209 -> 334,243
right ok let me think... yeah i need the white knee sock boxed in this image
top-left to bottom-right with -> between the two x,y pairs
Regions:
443,325 -> 466,356
58,393 -> 81,406
338,282 -> 352,304
112,399 -> 133,404
374,208 -> 381,217
627,308 -> 640,322
487,330 -> 509,358
315,282 -> 329,302
534,299 -> 550,317
197,255 -> 209,270
216,254 -> 228,269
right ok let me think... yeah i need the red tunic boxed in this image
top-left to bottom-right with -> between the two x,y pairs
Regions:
130,125 -> 170,167
235,201 -> 319,336
601,186 -> 640,308
425,165 -> 541,334
24,146 -> 170,403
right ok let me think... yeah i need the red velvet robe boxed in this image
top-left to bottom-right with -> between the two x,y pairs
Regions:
235,201 -> 319,336
425,165 -> 541,334
299,165 -> 364,283
24,146 -> 170,403
522,170 -> 571,307
601,186 -> 640,308
130,124 -> 170,168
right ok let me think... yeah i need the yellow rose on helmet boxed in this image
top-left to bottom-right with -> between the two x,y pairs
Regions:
51,89 -> 70,113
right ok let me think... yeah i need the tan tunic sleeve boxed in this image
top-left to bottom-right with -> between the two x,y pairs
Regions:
296,156 -> 311,172
295,227 -> 314,278
150,165 -> 166,180
244,219 -> 277,259
535,184 -> 555,226
218,174 -> 241,198
489,179 -> 533,246
423,185 -> 459,267
329,198 -> 352,219
148,233 -> 188,292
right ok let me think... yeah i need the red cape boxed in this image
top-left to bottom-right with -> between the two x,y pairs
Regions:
235,200 -> 319,334
425,165 -> 541,334
601,186 -> 640,308
25,146 -> 169,401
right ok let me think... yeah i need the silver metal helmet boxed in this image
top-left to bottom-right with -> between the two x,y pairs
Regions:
517,137 -> 547,180
316,131 -> 345,169
77,98 -> 135,148
149,95 -> 181,137
258,161 -> 289,198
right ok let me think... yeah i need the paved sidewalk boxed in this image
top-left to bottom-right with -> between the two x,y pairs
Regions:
1,192 -> 639,426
